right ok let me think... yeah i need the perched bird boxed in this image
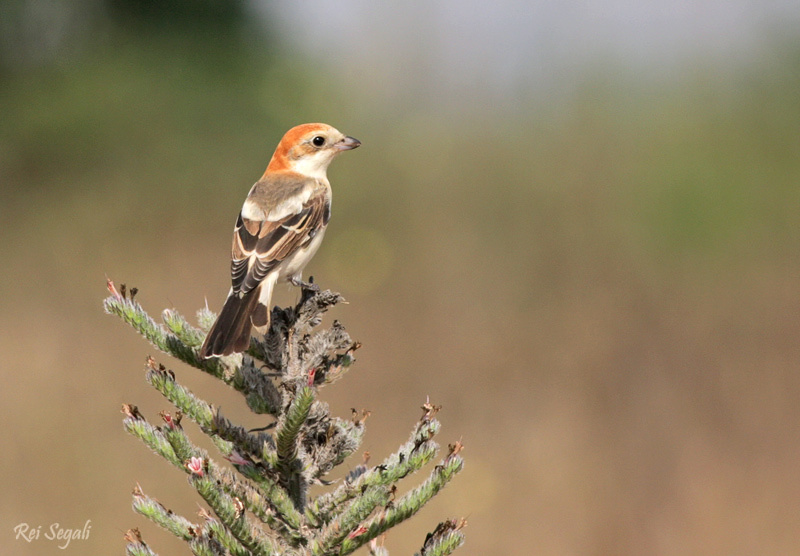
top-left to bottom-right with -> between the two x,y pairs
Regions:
200,123 -> 360,357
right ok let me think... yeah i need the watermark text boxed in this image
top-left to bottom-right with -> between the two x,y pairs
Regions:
14,520 -> 91,550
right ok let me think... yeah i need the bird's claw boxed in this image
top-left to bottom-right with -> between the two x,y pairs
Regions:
291,275 -> 320,292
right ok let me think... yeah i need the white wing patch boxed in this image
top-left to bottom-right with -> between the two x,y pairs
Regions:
241,198 -> 267,221
267,185 -> 314,221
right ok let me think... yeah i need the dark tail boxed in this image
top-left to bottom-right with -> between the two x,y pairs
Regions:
200,287 -> 261,357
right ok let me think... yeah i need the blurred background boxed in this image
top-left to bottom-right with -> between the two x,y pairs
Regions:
2,0 -> 800,554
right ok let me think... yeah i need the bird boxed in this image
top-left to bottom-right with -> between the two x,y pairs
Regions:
199,123 -> 360,357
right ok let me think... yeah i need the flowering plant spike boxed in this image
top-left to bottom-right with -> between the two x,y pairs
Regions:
104,280 -> 465,555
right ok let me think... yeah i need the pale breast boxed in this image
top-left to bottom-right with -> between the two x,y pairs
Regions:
277,227 -> 327,281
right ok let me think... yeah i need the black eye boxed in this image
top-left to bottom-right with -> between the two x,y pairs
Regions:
312,136 -> 326,147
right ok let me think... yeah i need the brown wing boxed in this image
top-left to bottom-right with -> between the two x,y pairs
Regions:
230,188 -> 330,295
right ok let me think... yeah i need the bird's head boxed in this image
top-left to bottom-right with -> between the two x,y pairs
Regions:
265,123 -> 361,179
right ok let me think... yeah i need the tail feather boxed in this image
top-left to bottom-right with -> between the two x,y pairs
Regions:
200,287 -> 261,357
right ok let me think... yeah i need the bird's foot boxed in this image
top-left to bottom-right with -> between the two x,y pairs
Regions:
291,275 -> 320,292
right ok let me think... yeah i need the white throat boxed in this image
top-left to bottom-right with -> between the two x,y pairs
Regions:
290,154 -> 333,180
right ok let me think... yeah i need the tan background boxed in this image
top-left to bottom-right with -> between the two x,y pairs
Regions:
2,2 -> 800,554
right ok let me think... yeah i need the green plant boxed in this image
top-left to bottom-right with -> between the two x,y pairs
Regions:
104,280 -> 465,555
